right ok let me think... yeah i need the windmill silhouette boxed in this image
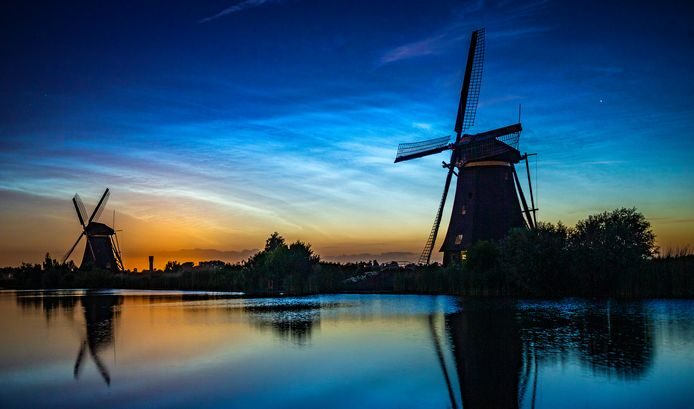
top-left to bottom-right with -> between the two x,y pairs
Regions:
394,29 -> 537,266
62,188 -> 124,271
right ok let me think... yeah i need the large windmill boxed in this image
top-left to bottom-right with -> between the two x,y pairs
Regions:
62,188 -> 124,271
395,29 -> 537,266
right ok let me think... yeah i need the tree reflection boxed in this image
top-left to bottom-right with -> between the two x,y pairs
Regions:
567,303 -> 653,379
15,291 -> 79,321
244,303 -> 320,346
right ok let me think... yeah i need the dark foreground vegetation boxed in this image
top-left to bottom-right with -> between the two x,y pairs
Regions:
1,208 -> 692,298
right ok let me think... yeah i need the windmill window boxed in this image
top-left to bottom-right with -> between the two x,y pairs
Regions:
461,206 -> 467,215
468,192 -> 473,199
455,234 -> 463,245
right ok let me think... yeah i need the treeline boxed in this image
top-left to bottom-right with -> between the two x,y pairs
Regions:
1,208 -> 692,297
395,208 -> 693,298
0,233 -> 357,294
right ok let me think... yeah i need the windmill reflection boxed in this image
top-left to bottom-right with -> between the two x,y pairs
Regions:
439,300 -> 524,409
14,291 -> 122,386
73,293 -> 122,386
432,300 -> 654,409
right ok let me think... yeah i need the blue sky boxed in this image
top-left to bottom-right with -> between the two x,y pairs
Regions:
1,0 -> 692,268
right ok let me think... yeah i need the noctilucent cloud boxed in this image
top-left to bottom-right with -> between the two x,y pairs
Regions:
1,0 -> 692,269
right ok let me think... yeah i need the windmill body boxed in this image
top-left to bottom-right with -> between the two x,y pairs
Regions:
63,188 -> 124,271
80,222 -> 119,270
394,29 -> 537,266
439,124 -> 528,265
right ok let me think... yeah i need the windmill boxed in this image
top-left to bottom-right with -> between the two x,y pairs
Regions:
394,29 -> 537,266
62,188 -> 124,271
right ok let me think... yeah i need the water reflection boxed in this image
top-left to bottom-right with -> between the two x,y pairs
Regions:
14,291 -> 122,386
4,292 -> 692,409
73,294 -> 122,385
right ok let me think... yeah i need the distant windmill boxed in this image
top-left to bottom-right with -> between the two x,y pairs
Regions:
394,29 -> 537,266
62,188 -> 124,271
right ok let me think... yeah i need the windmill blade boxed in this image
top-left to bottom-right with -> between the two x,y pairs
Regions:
73,340 -> 87,379
88,188 -> 110,224
394,135 -> 451,163
62,232 -> 85,263
454,28 -> 485,137
111,210 -> 125,270
72,194 -> 88,227
88,346 -> 111,385
428,314 -> 459,409
419,150 -> 457,264
466,123 -> 522,142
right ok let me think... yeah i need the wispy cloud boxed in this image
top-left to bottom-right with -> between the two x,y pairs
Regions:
198,0 -> 283,23
377,0 -> 553,66
488,25 -> 552,39
378,34 -> 448,65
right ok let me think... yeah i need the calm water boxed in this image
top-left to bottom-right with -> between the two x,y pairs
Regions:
1,291 -> 693,408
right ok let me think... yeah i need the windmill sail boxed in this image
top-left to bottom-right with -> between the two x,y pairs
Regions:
419,157 -> 456,265
62,232 -> 85,263
454,28 -> 485,136
88,188 -> 110,224
395,136 -> 451,163
73,194 -> 88,227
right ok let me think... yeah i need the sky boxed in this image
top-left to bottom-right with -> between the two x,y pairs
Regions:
1,0 -> 693,269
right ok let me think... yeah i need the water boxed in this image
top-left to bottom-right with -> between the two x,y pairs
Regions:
1,290 -> 693,409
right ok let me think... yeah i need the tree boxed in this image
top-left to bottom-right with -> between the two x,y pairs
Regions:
465,240 -> 501,295
243,233 -> 322,293
569,208 -> 656,295
265,232 -> 286,252
164,261 -> 181,272
499,223 -> 570,295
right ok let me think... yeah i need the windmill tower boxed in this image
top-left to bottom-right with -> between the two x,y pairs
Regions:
395,29 -> 537,266
62,188 -> 124,271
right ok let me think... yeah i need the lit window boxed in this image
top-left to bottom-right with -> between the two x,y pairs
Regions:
455,234 -> 463,245
461,206 -> 466,215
